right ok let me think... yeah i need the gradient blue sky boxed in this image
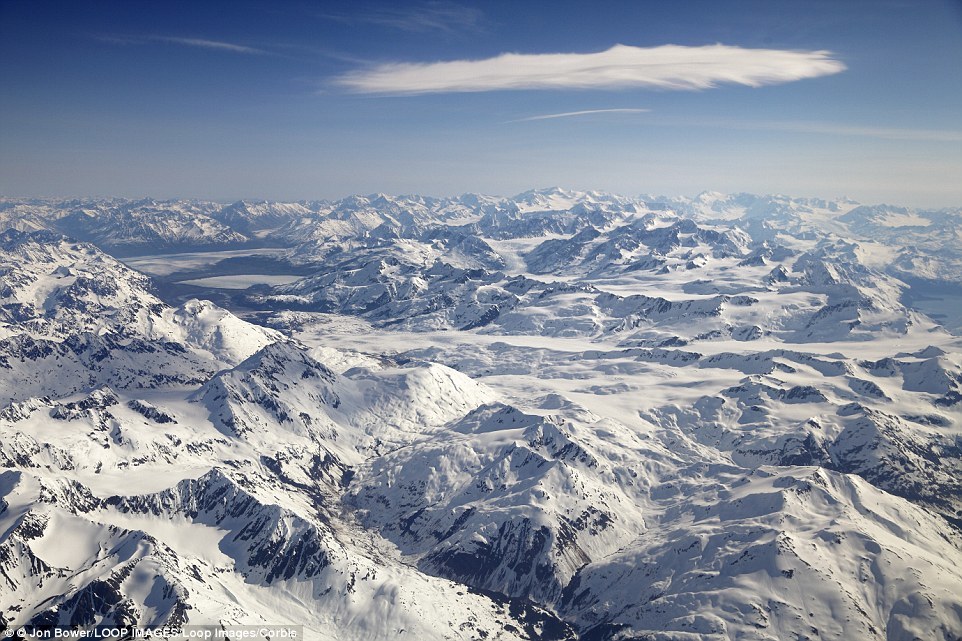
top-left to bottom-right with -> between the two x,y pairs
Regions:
1,0 -> 961,206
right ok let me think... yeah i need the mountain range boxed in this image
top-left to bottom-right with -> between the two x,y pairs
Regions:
1,188 -> 961,640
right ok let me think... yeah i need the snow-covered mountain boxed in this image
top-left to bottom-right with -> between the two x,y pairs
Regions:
0,230 -> 575,638
0,198 -> 300,254
2,189 -> 962,640
236,190 -> 941,346
0,229 -> 280,403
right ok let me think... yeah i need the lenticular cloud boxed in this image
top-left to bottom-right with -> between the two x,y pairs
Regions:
336,44 -> 845,94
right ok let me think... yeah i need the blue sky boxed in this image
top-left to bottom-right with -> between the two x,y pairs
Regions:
1,0 -> 960,206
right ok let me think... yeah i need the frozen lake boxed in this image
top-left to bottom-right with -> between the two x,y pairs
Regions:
177,274 -> 303,289
121,248 -> 290,277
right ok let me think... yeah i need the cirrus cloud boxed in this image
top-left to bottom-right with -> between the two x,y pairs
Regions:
320,2 -> 484,34
97,34 -> 266,55
335,44 -> 846,95
508,108 -> 651,123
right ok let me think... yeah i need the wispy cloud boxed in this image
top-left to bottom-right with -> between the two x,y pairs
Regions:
664,117 -> 962,143
322,2 -> 483,34
505,112 -> 960,142
156,36 -> 265,54
97,34 -> 266,55
335,44 -> 845,95
752,121 -> 962,143
509,108 -> 651,123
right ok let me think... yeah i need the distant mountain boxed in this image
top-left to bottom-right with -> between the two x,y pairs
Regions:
235,190 -> 934,346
